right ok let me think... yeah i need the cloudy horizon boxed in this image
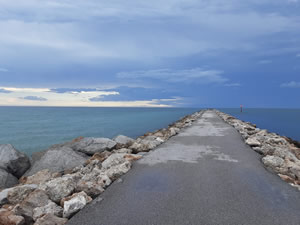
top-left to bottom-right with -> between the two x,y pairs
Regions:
0,0 -> 299,107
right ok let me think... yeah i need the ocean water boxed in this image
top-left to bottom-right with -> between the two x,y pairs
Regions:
0,107 -> 198,156
219,108 -> 300,141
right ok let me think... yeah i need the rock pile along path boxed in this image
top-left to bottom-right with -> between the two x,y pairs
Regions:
68,111 -> 300,225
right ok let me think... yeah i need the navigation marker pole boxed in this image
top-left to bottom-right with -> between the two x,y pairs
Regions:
240,104 -> 243,113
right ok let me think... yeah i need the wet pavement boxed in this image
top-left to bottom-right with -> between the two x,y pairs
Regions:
68,111 -> 300,225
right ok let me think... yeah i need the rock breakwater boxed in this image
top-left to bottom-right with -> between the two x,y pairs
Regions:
0,110 -> 203,225
216,110 -> 300,190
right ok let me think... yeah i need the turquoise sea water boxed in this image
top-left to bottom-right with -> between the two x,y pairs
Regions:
0,107 -> 299,156
0,107 -> 198,156
220,108 -> 300,141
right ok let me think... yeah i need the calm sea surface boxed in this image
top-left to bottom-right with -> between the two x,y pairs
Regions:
0,107 -> 198,156
220,108 -> 300,141
0,107 -> 299,156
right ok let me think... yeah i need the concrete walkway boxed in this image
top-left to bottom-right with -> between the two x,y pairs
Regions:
68,111 -> 300,225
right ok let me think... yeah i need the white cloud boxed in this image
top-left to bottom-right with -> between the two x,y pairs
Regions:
0,86 -> 174,107
280,81 -> 300,88
117,68 -> 227,83
0,87 -> 50,93
0,0 -> 299,64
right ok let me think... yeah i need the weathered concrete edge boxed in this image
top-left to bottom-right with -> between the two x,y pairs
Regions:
215,110 -> 300,191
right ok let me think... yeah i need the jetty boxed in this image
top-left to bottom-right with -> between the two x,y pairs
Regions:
68,111 -> 300,225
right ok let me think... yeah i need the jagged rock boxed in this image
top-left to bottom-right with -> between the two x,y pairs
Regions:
60,191 -> 92,207
40,175 -> 78,203
169,127 -> 179,136
289,163 -> 300,180
266,136 -> 289,146
290,146 -> 300,160
245,137 -> 261,147
130,136 -> 164,153
13,189 -> 50,224
101,153 -> 140,171
0,184 -> 37,206
273,148 -> 298,162
25,147 -> 88,176
153,131 -> 164,138
7,184 -> 37,205
102,153 -> 128,169
0,144 -> 30,178
71,137 -> 116,155
0,168 -> 18,189
262,155 -> 284,172
112,148 -> 132,154
75,167 -> 111,198
124,154 -> 142,162
104,161 -> 131,181
20,169 -> 60,185
63,192 -> 92,218
33,201 -> 63,221
85,151 -> 111,165
33,214 -> 67,225
0,208 -> 25,225
113,135 -> 134,149
278,174 -> 295,184
252,144 -> 274,155
75,180 -> 104,198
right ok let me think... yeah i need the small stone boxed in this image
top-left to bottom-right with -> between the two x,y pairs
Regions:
124,154 -> 142,161
112,148 -> 132,154
262,155 -> 284,171
278,174 -> 295,184
0,184 -> 37,206
20,169 -> 60,185
63,192 -> 92,218
60,191 -> 92,208
33,201 -> 63,221
33,214 -> 68,225
85,151 -> 111,164
246,137 -> 261,147
13,189 -> 50,224
102,153 -> 127,169
0,208 -> 25,225
40,175 -> 77,203
104,161 -> 131,181
7,184 -> 37,205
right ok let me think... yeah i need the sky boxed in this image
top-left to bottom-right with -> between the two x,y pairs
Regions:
0,0 -> 299,107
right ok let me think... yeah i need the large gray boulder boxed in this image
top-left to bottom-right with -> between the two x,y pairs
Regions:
25,147 -> 88,176
71,137 -> 117,155
113,135 -> 134,149
0,144 -> 30,178
0,168 -> 18,189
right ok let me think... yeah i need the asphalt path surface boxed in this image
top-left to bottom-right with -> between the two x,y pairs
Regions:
68,111 -> 300,225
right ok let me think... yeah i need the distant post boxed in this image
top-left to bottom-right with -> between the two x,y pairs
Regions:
240,104 -> 243,113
